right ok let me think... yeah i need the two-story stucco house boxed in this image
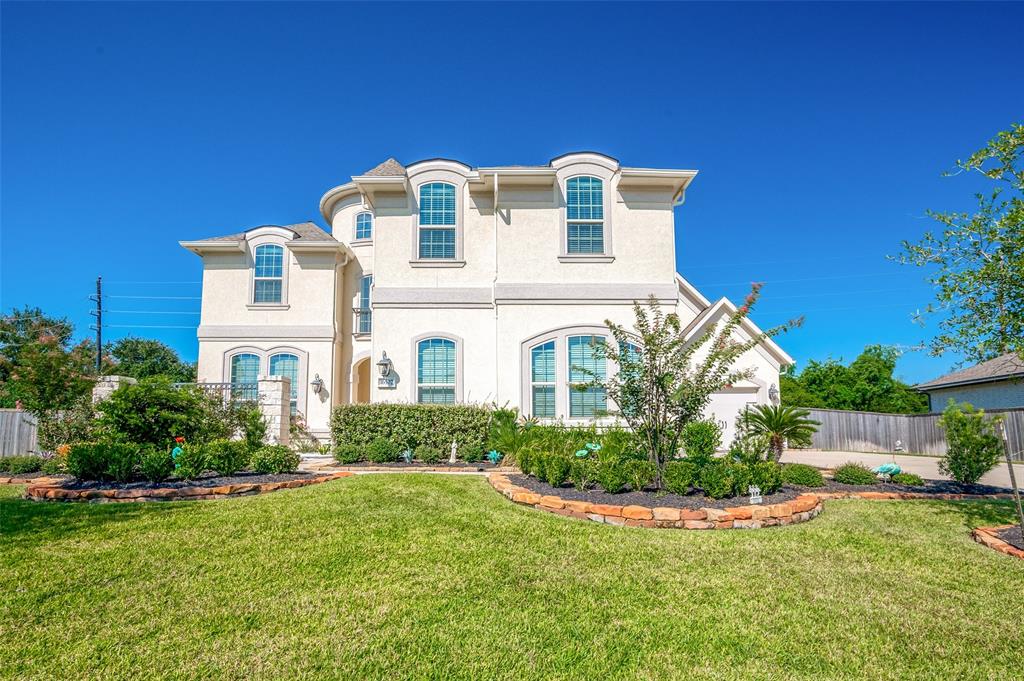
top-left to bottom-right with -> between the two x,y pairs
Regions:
181,152 -> 792,443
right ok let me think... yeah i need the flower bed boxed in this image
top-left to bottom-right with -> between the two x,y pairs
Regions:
972,525 -> 1024,559
24,471 -> 353,503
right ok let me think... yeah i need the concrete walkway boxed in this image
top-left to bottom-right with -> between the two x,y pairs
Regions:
781,449 -> 1024,489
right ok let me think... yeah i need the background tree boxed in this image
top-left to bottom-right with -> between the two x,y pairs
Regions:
895,123 -> 1024,363
106,337 -> 196,382
592,286 -> 800,486
782,345 -> 928,414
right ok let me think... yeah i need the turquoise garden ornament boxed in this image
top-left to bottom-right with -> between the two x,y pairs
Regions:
574,449 -> 590,459
487,450 -> 502,465
873,462 -> 901,476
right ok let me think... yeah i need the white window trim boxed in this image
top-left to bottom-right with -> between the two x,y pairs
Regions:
519,324 -> 611,423
556,164 -> 616,263
409,171 -> 466,266
246,234 -> 291,309
222,345 -> 309,416
354,272 -> 373,338
410,332 -> 464,403
353,210 -> 374,243
528,340 -> 557,419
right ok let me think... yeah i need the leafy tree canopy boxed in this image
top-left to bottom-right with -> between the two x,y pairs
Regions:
106,337 -> 196,383
781,345 -> 928,414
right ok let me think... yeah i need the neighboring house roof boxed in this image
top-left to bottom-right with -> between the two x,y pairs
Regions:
915,353 -> 1024,391
187,221 -> 336,244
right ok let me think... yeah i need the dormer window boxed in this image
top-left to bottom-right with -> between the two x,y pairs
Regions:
253,244 -> 284,303
566,176 -> 604,254
418,182 -> 456,259
354,212 -> 373,241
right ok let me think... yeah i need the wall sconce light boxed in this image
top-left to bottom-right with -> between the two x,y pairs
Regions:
769,383 -> 780,403
311,374 -> 324,394
376,352 -> 393,378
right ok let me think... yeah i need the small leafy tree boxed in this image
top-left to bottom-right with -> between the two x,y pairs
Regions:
589,286 -> 799,486
739,404 -> 820,463
106,337 -> 196,382
936,401 -> 1003,484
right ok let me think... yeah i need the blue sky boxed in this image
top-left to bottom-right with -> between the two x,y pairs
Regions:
2,1 -> 1021,383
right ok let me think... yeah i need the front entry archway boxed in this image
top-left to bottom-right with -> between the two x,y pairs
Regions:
352,357 -> 371,404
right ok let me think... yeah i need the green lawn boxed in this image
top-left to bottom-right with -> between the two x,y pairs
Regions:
2,475 -> 1022,680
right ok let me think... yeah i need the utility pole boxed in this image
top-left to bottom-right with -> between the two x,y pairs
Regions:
89,276 -> 102,374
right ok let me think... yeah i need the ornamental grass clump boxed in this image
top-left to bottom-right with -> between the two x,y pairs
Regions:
832,462 -> 877,486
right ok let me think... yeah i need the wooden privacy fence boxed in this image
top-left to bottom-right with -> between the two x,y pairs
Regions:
0,409 -> 39,457
805,407 -> 1024,461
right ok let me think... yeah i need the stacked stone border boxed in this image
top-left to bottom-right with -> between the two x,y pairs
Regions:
487,473 -> 1015,530
972,525 -> 1024,560
20,471 -> 354,503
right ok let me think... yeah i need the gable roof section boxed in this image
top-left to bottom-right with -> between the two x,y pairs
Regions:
180,222 -> 339,255
916,353 -> 1024,390
680,297 -> 794,369
362,157 -> 406,176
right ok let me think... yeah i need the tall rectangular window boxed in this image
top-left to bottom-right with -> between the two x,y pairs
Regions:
253,244 -> 284,303
530,341 -> 556,418
354,212 -> 373,240
568,335 -> 606,417
566,176 -> 604,254
230,353 -> 260,402
357,274 -> 372,334
418,182 -> 456,259
417,338 -> 456,404
269,353 -> 299,415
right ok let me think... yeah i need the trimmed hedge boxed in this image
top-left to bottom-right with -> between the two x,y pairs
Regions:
833,462 -> 878,486
781,463 -> 825,487
331,403 -> 489,460
250,445 -> 300,474
0,455 -> 45,475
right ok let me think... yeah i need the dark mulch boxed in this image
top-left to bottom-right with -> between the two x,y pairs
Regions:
509,474 -> 1015,510
340,461 -> 500,471
3,472 -> 56,482
995,525 -> 1024,551
58,471 -> 317,491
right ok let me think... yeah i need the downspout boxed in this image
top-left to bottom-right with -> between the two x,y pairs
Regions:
493,172 -> 500,403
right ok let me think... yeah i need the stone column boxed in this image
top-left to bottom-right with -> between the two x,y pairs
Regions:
92,375 -> 138,403
258,375 -> 291,446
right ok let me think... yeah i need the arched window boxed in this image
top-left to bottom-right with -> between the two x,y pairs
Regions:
230,353 -> 260,402
253,244 -> 284,303
566,176 -> 604,254
567,335 -> 606,417
418,182 -> 456,259
417,337 -> 456,403
357,274 -> 372,334
269,353 -> 299,415
530,340 -> 556,418
354,212 -> 373,241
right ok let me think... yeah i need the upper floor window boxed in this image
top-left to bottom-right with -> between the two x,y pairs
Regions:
354,212 -> 373,241
530,340 -> 557,418
417,337 -> 456,404
269,352 -> 299,415
230,352 -> 260,401
567,334 -> 607,417
566,176 -> 604,254
357,274 -> 372,334
253,244 -> 284,303
418,182 -> 456,259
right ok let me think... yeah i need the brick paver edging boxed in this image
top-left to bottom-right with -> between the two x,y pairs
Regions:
21,471 -> 354,503
972,525 -> 1024,560
487,473 -> 1016,530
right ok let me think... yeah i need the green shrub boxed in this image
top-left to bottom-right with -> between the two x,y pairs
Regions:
750,461 -> 783,494
238,405 -> 268,452
891,472 -> 925,486
333,443 -> 362,465
596,459 -> 629,494
626,459 -> 656,492
570,458 -> 597,491
663,461 -> 697,495
140,446 -> 174,483
66,443 -> 108,481
460,445 -> 484,463
415,444 -> 443,464
36,396 -> 97,452
543,455 -> 571,487
730,462 -> 753,498
40,457 -> 65,476
780,463 -> 825,487
97,378 -> 235,447
937,401 -> 1004,484
250,445 -> 300,474
366,437 -> 399,464
105,443 -> 140,483
698,461 -> 736,499
681,420 -> 721,466
204,439 -> 249,476
833,462 -> 877,485
174,443 -> 208,480
532,449 -> 547,482
517,449 -> 533,476
2,455 -> 44,475
330,403 -> 490,456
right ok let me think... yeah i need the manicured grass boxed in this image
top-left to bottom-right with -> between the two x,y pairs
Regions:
2,475 -> 1022,680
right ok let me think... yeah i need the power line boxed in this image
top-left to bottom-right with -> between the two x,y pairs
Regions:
104,281 -> 201,285
105,295 -> 202,300
106,310 -> 200,315
755,302 -> 921,316
759,286 -> 921,301
695,272 -> 916,287
104,324 -> 198,329
682,254 -> 887,269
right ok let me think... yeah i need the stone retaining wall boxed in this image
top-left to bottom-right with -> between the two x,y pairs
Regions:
22,472 -> 353,503
972,525 -> 1024,559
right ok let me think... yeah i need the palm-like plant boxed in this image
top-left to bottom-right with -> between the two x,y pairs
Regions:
740,404 -> 820,462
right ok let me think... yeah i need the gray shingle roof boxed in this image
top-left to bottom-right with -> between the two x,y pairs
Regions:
361,158 -> 406,176
190,221 -> 336,243
916,352 -> 1024,390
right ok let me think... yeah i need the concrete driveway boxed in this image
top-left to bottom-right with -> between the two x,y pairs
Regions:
781,449 -> 1024,489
